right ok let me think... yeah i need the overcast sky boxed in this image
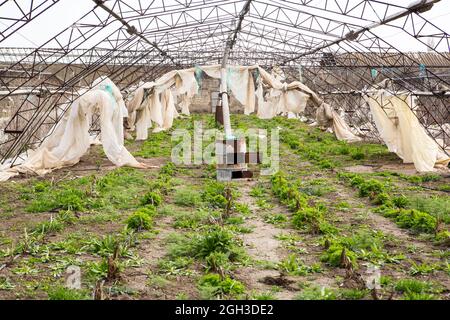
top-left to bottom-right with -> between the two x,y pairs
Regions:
1,0 -> 449,52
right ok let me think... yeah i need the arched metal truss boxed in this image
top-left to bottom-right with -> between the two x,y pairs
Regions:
0,0 -> 449,166
0,0 -> 61,44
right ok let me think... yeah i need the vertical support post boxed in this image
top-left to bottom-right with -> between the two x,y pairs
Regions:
215,0 -> 254,181
220,49 -> 233,139
218,0 -> 252,139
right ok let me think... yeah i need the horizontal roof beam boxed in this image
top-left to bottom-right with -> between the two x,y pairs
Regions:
281,0 -> 441,65
92,0 -> 181,67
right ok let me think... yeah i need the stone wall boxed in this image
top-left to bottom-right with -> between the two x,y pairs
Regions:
187,76 -> 244,114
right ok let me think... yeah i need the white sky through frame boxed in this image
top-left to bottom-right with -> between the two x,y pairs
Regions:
0,0 -> 449,52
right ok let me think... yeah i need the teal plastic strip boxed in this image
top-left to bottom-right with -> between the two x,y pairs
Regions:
194,65 -> 203,88
99,84 -> 117,107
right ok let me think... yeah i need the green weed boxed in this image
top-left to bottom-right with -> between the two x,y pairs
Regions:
205,251 -> 232,273
255,199 -> 274,210
252,291 -> 277,300
264,213 -> 288,225
394,278 -> 440,300
174,188 -> 202,207
47,286 -> 90,300
350,150 -> 365,160
435,230 -> 450,246
0,277 -> 15,290
250,185 -> 266,198
298,179 -> 336,197
383,209 -> 437,233
141,191 -> 162,207
167,226 -> 247,268
234,203 -> 251,216
126,210 -> 153,231
84,233 -> 133,258
198,274 -> 245,298
173,209 -> 209,229
401,173 -> 441,184
320,244 -> 357,268
146,273 -> 170,288
160,162 -> 177,176
338,288 -> 368,300
277,254 -> 321,276
406,196 -> 449,223
202,181 -> 228,209
191,227 -> 235,259
296,286 -> 337,300
157,257 -> 194,276
409,262 -> 439,276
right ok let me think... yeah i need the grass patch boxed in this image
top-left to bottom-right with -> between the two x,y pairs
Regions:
22,168 -> 150,215
173,209 -> 210,230
167,225 -> 248,271
296,286 -> 337,300
174,188 -> 202,207
278,254 -> 321,276
47,286 -> 90,300
406,196 -> 449,224
198,274 -> 245,298
321,228 -> 402,267
394,279 -> 441,300
133,130 -> 173,158
126,208 -> 154,231
271,172 -> 336,235
140,191 -> 162,207
382,209 -> 437,233
157,257 -> 194,276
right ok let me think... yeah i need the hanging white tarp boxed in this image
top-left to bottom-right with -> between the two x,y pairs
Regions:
364,91 -> 450,172
0,80 -> 143,182
126,64 -> 359,144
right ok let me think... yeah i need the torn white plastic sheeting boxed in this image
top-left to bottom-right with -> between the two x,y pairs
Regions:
150,90 -> 164,128
128,69 -> 196,140
92,76 -> 128,118
283,90 -> 310,115
271,65 -> 286,82
254,70 -> 312,119
314,103 -> 361,143
257,66 -> 322,106
173,68 -> 199,116
127,66 -> 208,139
134,87 -> 175,138
225,66 -> 256,115
126,64 -> 360,144
154,89 -> 178,133
128,65 -> 316,124
256,85 -> 279,119
365,92 -> 450,172
127,81 -> 155,138
332,111 -> 362,143
178,93 -> 191,116
176,69 -> 199,99
0,117 -> 8,144
0,88 -> 143,182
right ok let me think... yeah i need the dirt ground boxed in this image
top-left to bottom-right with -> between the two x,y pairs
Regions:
0,115 -> 449,300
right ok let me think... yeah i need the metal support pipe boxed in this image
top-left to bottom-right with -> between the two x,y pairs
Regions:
220,58 -> 233,139
319,90 -> 450,96
220,0 -> 252,138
